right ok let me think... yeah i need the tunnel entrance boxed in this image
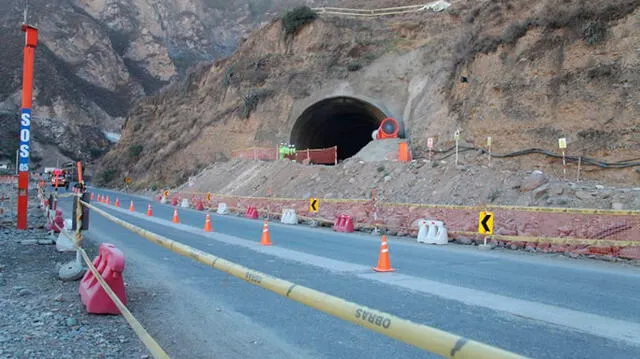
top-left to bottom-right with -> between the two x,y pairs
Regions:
290,96 -> 390,161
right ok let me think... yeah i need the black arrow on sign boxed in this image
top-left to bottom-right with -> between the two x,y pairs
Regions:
481,214 -> 492,232
311,199 -> 318,211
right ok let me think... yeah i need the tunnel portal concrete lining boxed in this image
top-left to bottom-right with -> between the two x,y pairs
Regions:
289,96 -> 403,161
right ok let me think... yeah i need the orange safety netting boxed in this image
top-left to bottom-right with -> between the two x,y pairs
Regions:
232,146 -> 338,165
292,146 -> 338,165
231,147 -> 278,161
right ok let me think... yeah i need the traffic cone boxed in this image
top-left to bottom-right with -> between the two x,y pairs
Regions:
172,208 -> 180,223
114,198 -> 120,208
129,200 -> 135,212
90,193 -> 95,201
146,204 -> 153,216
373,235 -> 395,272
106,196 -> 110,205
260,220 -> 272,246
203,214 -> 212,232
97,194 -> 101,202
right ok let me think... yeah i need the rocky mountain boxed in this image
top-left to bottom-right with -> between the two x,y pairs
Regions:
96,0 -> 640,188
0,0 -> 322,168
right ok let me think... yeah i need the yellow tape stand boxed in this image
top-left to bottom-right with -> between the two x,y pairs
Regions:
82,200 -> 528,359
54,204 -> 170,359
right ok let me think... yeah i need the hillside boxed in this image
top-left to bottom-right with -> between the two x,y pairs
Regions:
0,0 -> 330,168
97,0 -> 640,189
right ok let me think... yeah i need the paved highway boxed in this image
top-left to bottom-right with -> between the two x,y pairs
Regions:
56,187 -> 640,359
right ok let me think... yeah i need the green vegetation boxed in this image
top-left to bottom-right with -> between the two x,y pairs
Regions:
583,21 -> 606,45
241,88 -> 272,119
89,148 -> 104,159
282,6 -> 318,36
347,61 -> 362,72
223,65 -> 235,87
100,169 -> 117,184
129,144 -> 143,158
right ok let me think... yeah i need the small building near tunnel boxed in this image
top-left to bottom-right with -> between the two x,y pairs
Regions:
288,95 -> 404,162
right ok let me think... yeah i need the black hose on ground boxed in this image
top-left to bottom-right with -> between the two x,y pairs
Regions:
420,145 -> 640,169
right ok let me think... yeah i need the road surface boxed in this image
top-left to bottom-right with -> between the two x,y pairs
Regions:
55,187 -> 640,359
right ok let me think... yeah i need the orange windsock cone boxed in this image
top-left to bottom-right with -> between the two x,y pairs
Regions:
260,220 -> 272,246
204,214 -> 212,232
146,204 -> 153,216
129,200 -> 135,212
115,198 -> 120,208
373,235 -> 395,272
172,207 -> 180,223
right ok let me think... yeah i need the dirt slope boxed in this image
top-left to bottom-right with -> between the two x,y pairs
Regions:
98,0 -> 640,190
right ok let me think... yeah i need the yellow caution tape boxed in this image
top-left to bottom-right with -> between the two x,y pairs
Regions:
81,200 -> 528,359
54,215 -> 171,359
450,231 -> 640,248
173,192 -> 639,216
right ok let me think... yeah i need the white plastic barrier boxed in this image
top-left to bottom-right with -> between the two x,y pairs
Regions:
180,198 -> 190,208
417,219 -> 448,245
280,209 -> 298,225
160,195 -> 168,204
56,228 -> 75,252
216,202 -> 228,215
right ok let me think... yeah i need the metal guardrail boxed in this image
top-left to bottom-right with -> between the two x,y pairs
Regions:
311,1 -> 451,17
80,198 -> 529,359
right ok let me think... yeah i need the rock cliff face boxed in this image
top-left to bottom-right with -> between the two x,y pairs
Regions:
0,0 -> 319,168
97,0 -> 640,188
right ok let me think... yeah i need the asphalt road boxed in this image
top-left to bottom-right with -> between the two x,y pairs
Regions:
55,186 -> 640,359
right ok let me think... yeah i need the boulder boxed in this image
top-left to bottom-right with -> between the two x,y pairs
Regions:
520,170 -> 548,192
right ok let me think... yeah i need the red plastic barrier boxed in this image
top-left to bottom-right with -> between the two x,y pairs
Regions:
46,209 -> 64,233
195,200 -> 205,211
171,197 -> 179,206
245,206 -> 259,219
333,214 -> 354,233
79,243 -> 127,315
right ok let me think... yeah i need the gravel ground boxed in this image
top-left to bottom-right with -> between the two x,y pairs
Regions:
0,188 -> 149,359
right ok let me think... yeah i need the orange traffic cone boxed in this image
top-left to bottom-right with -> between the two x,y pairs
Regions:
97,194 -> 101,202
203,214 -> 212,232
146,204 -> 153,216
90,193 -> 95,201
106,196 -> 110,205
114,198 -> 120,208
373,235 -> 395,272
172,208 -> 180,223
129,200 -> 135,212
260,220 -> 272,246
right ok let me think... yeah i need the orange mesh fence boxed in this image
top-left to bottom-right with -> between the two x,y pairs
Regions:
294,146 -> 338,165
231,146 -> 337,164
231,147 -> 278,161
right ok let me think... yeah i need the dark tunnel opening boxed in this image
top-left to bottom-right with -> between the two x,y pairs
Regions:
290,97 -> 390,162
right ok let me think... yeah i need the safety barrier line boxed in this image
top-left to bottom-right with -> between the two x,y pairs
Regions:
380,202 -> 640,216
450,231 -> 640,248
81,200 -> 528,359
222,205 -> 639,248
168,191 -> 640,216
51,198 -> 170,359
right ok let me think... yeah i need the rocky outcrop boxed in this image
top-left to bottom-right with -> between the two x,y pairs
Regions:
0,0 -> 333,169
